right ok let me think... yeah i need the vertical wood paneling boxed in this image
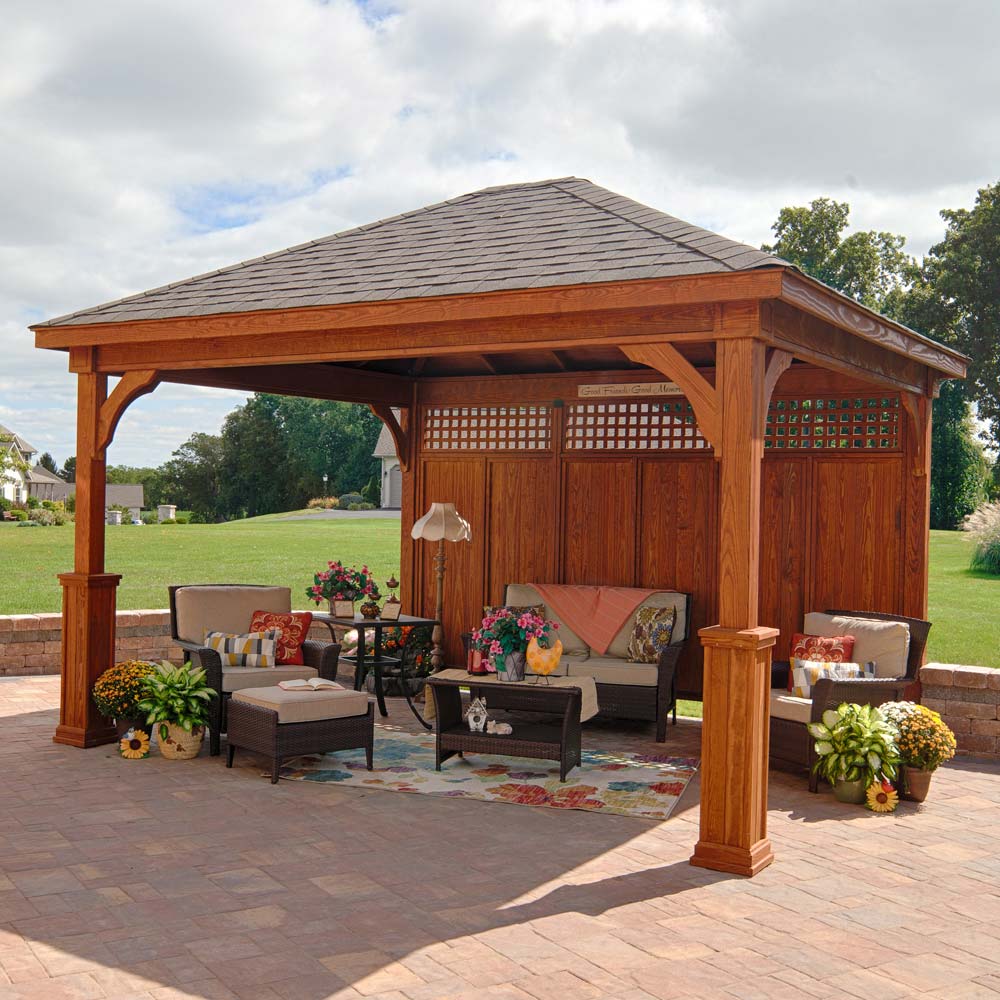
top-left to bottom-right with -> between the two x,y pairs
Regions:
638,457 -> 717,694
812,459 -> 903,612
420,458 -> 486,666
759,458 -> 810,660
562,460 -> 636,586
486,459 -> 558,605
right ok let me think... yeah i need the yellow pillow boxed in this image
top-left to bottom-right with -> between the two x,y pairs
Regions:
204,629 -> 280,668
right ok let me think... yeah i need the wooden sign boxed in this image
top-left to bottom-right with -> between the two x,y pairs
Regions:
578,381 -> 682,399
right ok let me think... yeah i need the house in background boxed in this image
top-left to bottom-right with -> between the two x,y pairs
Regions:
28,475 -> 144,521
372,410 -> 402,509
0,422 -> 37,504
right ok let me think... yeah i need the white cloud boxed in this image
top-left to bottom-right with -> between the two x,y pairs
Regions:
2,0 -> 997,465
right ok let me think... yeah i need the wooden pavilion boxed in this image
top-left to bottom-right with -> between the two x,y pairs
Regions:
33,178 -> 966,876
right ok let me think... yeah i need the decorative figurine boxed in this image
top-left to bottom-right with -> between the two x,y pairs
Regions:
486,720 -> 513,736
465,697 -> 489,732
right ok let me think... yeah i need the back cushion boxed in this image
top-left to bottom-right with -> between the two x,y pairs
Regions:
505,584 -> 589,656
803,612 -> 910,679
175,586 -> 292,644
608,591 -> 688,660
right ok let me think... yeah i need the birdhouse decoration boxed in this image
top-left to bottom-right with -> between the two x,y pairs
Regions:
465,697 -> 489,732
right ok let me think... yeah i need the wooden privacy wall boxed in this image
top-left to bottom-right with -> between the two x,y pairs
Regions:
403,368 -> 928,698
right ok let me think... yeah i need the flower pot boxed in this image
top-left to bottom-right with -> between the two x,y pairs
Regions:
500,651 -> 526,682
833,777 -> 867,804
901,766 -> 933,802
115,716 -> 147,739
157,723 -> 204,760
360,599 -> 381,620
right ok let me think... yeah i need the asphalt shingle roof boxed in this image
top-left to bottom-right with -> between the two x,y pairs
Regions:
0,423 -> 37,455
39,178 -> 785,327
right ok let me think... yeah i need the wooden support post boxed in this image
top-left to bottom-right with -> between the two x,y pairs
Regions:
55,366 -> 158,748
902,391 -> 933,620
691,336 -> 776,877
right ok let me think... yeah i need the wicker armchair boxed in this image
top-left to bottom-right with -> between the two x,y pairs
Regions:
168,584 -> 341,756
769,609 -> 931,791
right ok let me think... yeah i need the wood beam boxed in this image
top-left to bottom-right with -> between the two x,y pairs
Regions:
160,364 -> 414,407
369,403 -> 410,473
35,271 -> 784,349
97,369 -> 159,456
621,342 -> 721,452
901,392 -> 931,477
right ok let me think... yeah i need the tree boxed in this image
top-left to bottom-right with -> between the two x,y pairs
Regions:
929,381 -> 990,529
160,433 -> 225,521
38,452 -> 59,475
918,180 -> 1000,442
61,456 -> 76,482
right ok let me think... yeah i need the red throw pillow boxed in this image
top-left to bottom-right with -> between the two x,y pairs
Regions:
788,633 -> 856,691
249,610 -> 313,665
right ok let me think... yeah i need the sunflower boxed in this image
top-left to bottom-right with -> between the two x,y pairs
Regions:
866,780 -> 898,813
120,730 -> 150,759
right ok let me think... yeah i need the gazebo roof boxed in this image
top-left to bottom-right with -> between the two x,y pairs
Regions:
39,178 -> 785,328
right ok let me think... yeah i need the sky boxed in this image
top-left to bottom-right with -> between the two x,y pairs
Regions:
2,0 -> 998,468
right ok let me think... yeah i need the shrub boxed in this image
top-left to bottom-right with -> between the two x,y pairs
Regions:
966,501 -> 1000,575
307,496 -> 339,510
15,520 -> 42,528
174,513 -> 191,524
26,495 -> 40,509
0,497 -> 10,512
337,492 -> 363,510
64,494 -> 76,513
8,509 -> 29,522
41,500 -> 65,511
141,512 -> 157,525
347,501 -> 376,511
32,509 -> 57,526
362,476 -> 380,507
161,518 -> 177,525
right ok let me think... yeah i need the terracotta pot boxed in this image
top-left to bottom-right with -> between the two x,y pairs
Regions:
833,777 -> 867,804
157,723 -> 204,760
901,766 -> 933,802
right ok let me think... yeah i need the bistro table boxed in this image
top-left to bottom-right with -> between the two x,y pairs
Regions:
312,612 -> 438,723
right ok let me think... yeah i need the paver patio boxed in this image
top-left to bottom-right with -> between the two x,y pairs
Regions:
3,674 -> 1000,1000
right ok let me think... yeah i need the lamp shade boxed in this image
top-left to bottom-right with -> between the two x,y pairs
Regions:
410,502 -> 471,543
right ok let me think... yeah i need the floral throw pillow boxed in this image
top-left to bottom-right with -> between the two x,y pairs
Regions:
249,610 -> 314,665
790,660 -> 876,699
626,606 -> 676,663
788,633 -> 856,691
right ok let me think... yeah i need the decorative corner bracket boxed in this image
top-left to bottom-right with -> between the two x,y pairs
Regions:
901,392 -> 930,477
369,403 -> 410,472
97,369 -> 160,457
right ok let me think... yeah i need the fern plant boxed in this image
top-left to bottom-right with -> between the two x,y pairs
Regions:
808,702 -> 900,788
137,661 -> 216,742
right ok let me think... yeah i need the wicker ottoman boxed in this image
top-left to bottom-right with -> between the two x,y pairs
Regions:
226,686 -> 374,783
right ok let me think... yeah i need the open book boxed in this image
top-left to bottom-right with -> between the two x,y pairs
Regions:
278,678 -> 344,692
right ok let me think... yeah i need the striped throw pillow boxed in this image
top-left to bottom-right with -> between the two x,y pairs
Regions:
204,629 -> 280,668
790,660 -> 876,699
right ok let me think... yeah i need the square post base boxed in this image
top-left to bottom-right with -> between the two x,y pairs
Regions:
54,572 -> 121,748
691,624 -> 778,877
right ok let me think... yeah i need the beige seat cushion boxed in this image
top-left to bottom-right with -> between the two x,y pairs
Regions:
505,584 -> 589,657
567,656 -> 658,687
607,591 -> 687,660
232,685 -> 370,724
175,586 -> 292,643
769,690 -> 813,725
804,613 -> 910,679
222,665 -> 317,693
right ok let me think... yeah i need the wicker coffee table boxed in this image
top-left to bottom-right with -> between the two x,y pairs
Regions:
424,674 -> 582,781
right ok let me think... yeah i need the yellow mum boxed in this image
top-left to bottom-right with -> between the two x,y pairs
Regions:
866,781 -> 898,813
120,730 -> 150,759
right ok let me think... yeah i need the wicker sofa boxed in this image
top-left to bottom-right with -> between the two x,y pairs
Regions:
769,609 -> 930,791
168,584 -> 342,756
495,584 -> 691,742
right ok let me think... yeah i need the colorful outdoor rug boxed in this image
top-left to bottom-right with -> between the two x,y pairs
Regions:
280,731 -> 699,820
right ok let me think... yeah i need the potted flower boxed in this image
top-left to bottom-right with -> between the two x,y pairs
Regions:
881,701 -> 956,802
472,609 -> 557,682
92,659 -> 157,737
306,561 -> 379,617
137,661 -> 216,760
808,702 -> 900,804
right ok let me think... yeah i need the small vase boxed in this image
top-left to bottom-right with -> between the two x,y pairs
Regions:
331,599 -> 356,618
360,598 -> 380,620
157,723 -> 204,760
901,766 -> 933,802
833,777 -> 867,804
501,651 -> 526,682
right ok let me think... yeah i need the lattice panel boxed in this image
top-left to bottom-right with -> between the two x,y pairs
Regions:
765,396 -> 900,450
422,406 -> 551,451
565,400 -> 708,451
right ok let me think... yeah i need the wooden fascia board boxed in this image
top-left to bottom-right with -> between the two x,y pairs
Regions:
778,271 -> 967,379
34,270 -> 785,350
159,363 -> 414,407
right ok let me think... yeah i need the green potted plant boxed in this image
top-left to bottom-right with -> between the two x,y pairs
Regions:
472,609 -> 557,682
881,701 -> 956,802
808,702 -> 900,804
92,659 -> 157,737
137,661 -> 216,760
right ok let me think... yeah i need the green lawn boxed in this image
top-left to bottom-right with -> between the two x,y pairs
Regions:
1,522 -> 997,669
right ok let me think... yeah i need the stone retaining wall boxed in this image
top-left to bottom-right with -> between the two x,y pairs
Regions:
0,611 -> 183,676
921,663 -> 1000,760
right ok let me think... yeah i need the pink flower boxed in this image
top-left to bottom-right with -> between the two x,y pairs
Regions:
489,640 -> 503,656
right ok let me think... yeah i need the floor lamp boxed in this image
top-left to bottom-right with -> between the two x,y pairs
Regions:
411,502 -> 471,671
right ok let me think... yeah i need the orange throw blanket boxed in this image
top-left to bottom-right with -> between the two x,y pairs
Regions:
533,584 -> 659,655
